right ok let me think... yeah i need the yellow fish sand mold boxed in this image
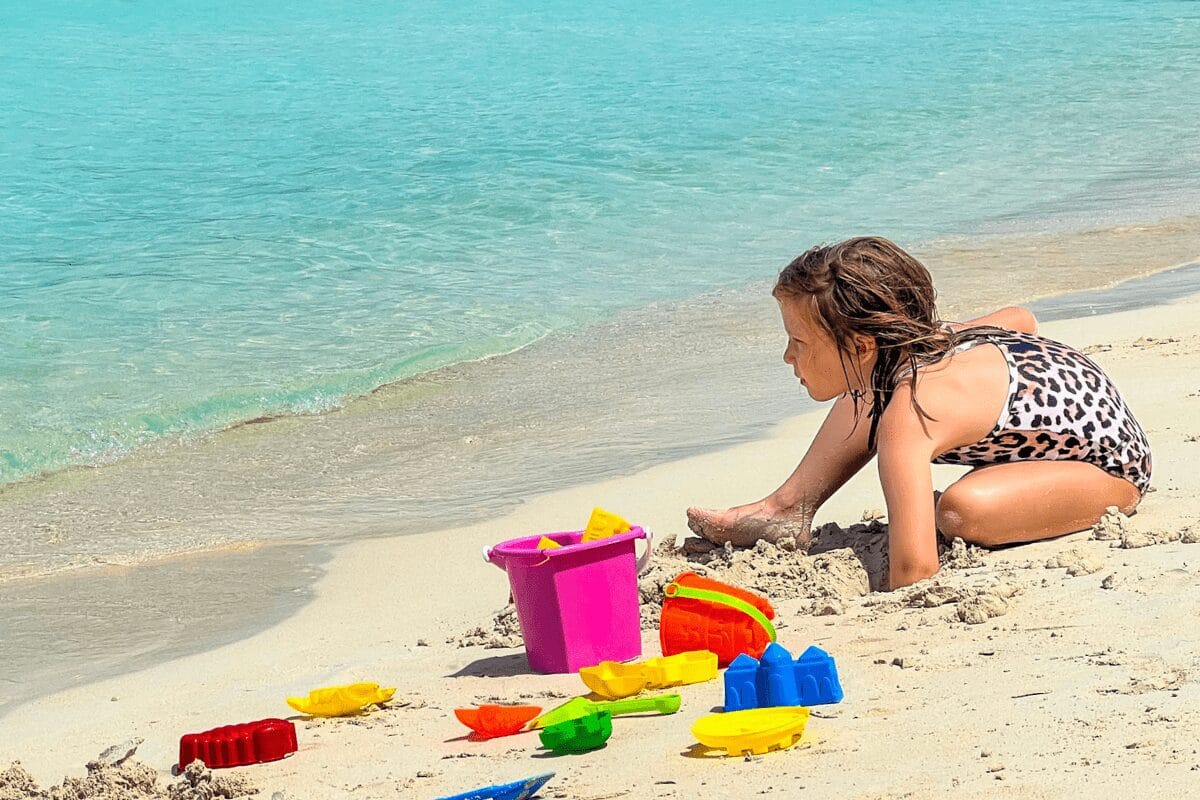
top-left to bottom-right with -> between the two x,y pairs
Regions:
579,650 -> 718,700
286,682 -> 396,717
691,707 -> 811,756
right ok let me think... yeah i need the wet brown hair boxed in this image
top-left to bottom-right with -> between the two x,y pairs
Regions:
773,236 -> 958,451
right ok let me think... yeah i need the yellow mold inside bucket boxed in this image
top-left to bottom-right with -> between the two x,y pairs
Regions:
691,707 -> 810,756
580,507 -> 632,542
580,650 -> 717,700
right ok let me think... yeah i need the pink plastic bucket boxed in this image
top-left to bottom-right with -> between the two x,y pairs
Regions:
483,526 -> 652,674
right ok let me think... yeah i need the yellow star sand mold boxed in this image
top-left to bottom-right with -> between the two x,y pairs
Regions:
286,682 -> 396,717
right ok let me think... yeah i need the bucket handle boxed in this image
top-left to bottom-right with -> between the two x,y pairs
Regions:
481,545 -> 556,569
636,527 -> 654,575
483,527 -> 654,573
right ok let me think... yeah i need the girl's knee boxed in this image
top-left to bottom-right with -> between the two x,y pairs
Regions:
935,486 -> 1002,546
935,506 -> 993,546
1115,493 -> 1142,518
1114,477 -> 1144,517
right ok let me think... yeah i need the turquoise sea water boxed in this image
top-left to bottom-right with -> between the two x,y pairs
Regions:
3,0 -> 1199,484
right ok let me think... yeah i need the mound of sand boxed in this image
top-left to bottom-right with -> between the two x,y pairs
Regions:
451,524 -> 881,646
902,580 -> 1021,624
1091,505 -> 1199,547
447,604 -> 523,649
636,528 -> 874,625
1045,547 -> 1106,576
0,759 -> 258,800
453,514 -> 1005,643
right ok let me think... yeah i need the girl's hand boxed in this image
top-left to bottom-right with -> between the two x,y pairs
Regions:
685,499 -> 813,548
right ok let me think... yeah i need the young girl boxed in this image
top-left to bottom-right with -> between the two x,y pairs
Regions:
686,237 -> 1152,590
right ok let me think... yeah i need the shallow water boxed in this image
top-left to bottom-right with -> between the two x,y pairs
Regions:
3,0 -> 1200,484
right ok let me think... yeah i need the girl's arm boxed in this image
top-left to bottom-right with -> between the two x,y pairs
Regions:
875,394 -> 942,589
764,391 -> 877,518
689,390 -> 880,548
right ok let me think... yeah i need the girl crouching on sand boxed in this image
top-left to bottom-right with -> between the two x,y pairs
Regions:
687,237 -> 1152,590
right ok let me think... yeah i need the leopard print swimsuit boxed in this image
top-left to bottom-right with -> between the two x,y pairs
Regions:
925,330 -> 1152,493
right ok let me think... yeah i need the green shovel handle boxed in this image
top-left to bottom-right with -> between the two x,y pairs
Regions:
597,693 -> 681,717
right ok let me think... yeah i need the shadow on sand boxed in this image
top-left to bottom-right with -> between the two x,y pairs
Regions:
448,651 -> 535,679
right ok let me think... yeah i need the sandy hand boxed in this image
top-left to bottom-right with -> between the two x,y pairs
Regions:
685,502 -> 813,548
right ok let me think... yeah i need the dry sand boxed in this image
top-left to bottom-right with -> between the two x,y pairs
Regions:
0,756 -> 257,800
2,293 -> 1200,799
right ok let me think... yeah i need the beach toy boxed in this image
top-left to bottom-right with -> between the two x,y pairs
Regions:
286,682 -> 396,717
659,572 -> 776,667
579,650 -> 718,699
724,643 -> 844,711
435,772 -> 555,800
579,661 -> 647,701
178,718 -> 297,769
536,536 -> 561,550
483,525 -> 652,673
538,711 -> 613,754
581,507 -> 632,542
532,693 -> 681,729
691,707 -> 810,756
454,705 -> 542,739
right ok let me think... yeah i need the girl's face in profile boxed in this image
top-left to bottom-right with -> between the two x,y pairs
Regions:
778,295 -> 865,402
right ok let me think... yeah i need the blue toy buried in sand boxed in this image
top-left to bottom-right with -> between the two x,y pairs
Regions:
435,772 -> 555,800
724,643 -> 843,711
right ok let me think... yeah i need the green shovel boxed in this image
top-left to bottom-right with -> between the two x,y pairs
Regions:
532,693 -> 681,729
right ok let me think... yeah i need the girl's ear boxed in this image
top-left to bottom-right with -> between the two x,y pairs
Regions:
853,334 -> 877,356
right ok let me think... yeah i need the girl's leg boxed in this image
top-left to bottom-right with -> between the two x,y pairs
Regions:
947,305 -> 1038,335
935,460 -> 1142,547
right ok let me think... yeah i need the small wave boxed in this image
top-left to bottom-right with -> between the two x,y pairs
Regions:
0,539 -> 278,587
0,327 -> 558,489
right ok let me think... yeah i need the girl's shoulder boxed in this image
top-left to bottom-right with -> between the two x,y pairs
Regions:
880,336 -> 1012,450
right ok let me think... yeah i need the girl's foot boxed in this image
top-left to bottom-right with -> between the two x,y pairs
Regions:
685,501 -> 814,548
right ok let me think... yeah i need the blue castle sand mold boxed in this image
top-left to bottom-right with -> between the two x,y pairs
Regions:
724,643 -> 844,711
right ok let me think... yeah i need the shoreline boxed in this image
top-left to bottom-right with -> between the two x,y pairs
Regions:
2,251 -> 1197,585
2,289 -> 1199,795
1,242 -> 1198,719
3,213 -> 1200,510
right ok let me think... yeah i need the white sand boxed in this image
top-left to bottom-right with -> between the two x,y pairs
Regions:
3,294 -> 1199,799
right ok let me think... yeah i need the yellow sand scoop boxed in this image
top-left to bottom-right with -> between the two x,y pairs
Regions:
579,650 -> 718,700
